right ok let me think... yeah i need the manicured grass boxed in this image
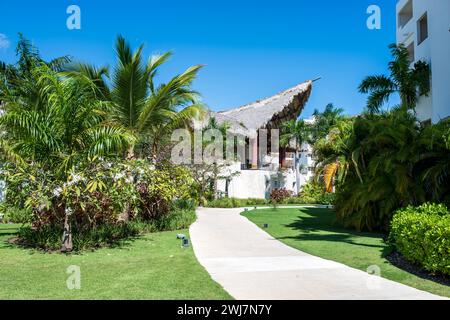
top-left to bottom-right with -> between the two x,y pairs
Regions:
0,224 -> 231,300
242,207 -> 450,298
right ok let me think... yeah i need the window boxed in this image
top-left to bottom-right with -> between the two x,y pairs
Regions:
398,0 -> 413,29
417,13 -> 428,45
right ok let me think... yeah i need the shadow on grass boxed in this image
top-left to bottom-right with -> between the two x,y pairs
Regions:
275,208 -> 386,250
0,228 -> 143,255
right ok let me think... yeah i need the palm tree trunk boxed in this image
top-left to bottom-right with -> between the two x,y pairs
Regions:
61,207 -> 73,252
126,145 -> 135,160
151,141 -> 158,163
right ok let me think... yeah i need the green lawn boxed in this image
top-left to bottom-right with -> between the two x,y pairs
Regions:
0,224 -> 231,300
242,207 -> 450,298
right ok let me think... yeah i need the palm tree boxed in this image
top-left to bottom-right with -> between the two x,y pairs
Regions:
359,43 -> 430,114
314,118 -> 360,193
280,119 -> 310,149
0,61 -> 135,252
0,34 -> 71,108
309,103 -> 344,144
0,62 -> 134,174
68,36 -> 205,161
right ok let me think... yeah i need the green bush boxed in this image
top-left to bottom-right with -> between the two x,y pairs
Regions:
0,206 -> 32,224
17,209 -> 197,252
205,198 -> 268,208
270,188 -> 293,204
205,193 -> 336,208
389,203 -> 450,276
18,222 -> 142,251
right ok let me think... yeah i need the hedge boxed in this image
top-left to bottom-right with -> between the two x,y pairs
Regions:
389,203 -> 450,276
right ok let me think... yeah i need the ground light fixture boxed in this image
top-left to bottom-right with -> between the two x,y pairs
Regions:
263,223 -> 269,228
182,238 -> 190,248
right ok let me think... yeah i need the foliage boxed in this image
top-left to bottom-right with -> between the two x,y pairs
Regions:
359,43 -> 430,114
309,103 -> 344,143
0,35 -> 204,252
205,197 -> 268,208
18,221 -> 142,252
17,209 -> 196,252
315,104 -> 450,231
0,46 -> 133,175
188,116 -> 241,204
280,119 -> 310,148
0,158 -> 197,250
285,181 -> 335,205
270,188 -> 293,204
389,203 -> 450,276
0,205 -> 32,224
67,35 -> 205,160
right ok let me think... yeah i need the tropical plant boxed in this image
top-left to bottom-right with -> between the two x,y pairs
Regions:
309,103 -> 344,144
0,61 -> 134,174
68,35 -> 206,160
389,203 -> 450,276
280,119 -> 310,149
359,43 -> 430,114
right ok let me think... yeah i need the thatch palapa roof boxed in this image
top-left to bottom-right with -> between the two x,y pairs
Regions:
197,80 -> 313,138
219,80 -> 312,132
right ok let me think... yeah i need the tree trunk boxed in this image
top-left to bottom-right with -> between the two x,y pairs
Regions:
118,203 -> 130,223
126,145 -> 135,160
151,142 -> 158,163
61,208 -> 73,253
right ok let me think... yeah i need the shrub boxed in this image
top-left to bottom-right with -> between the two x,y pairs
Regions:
389,203 -> 450,276
18,222 -> 142,252
270,188 -> 293,204
0,206 -> 32,224
205,198 -> 268,208
1,158 -> 197,251
17,209 -> 197,252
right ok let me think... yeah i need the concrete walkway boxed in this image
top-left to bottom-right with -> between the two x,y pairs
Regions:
190,207 -> 445,300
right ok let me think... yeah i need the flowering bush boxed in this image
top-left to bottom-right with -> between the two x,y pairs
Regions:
0,158 -> 196,250
270,188 -> 293,204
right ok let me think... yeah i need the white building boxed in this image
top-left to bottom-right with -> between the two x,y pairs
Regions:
396,0 -> 450,123
202,80 -> 315,199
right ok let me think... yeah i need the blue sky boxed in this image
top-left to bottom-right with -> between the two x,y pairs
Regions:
0,0 -> 399,117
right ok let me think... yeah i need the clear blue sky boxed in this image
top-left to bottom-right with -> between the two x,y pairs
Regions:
0,0 -> 399,117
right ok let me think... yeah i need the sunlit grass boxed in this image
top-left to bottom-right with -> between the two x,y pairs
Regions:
243,207 -> 450,298
0,224 -> 231,300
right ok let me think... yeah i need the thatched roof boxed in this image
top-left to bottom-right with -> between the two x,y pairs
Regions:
219,80 -> 312,132
197,80 -> 313,137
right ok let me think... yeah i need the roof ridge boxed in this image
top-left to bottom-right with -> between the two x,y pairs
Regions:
219,80 -> 312,114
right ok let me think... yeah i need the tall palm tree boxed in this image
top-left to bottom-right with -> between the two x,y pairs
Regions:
359,43 -> 430,114
0,62 -> 134,176
0,61 -> 135,252
280,119 -> 310,149
68,36 -> 205,160
0,34 -> 71,108
314,118 -> 360,193
309,103 -> 344,144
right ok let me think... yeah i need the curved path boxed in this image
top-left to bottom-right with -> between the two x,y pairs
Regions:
190,207 -> 444,300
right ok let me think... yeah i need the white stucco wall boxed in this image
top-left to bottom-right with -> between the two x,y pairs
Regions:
396,0 -> 450,123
